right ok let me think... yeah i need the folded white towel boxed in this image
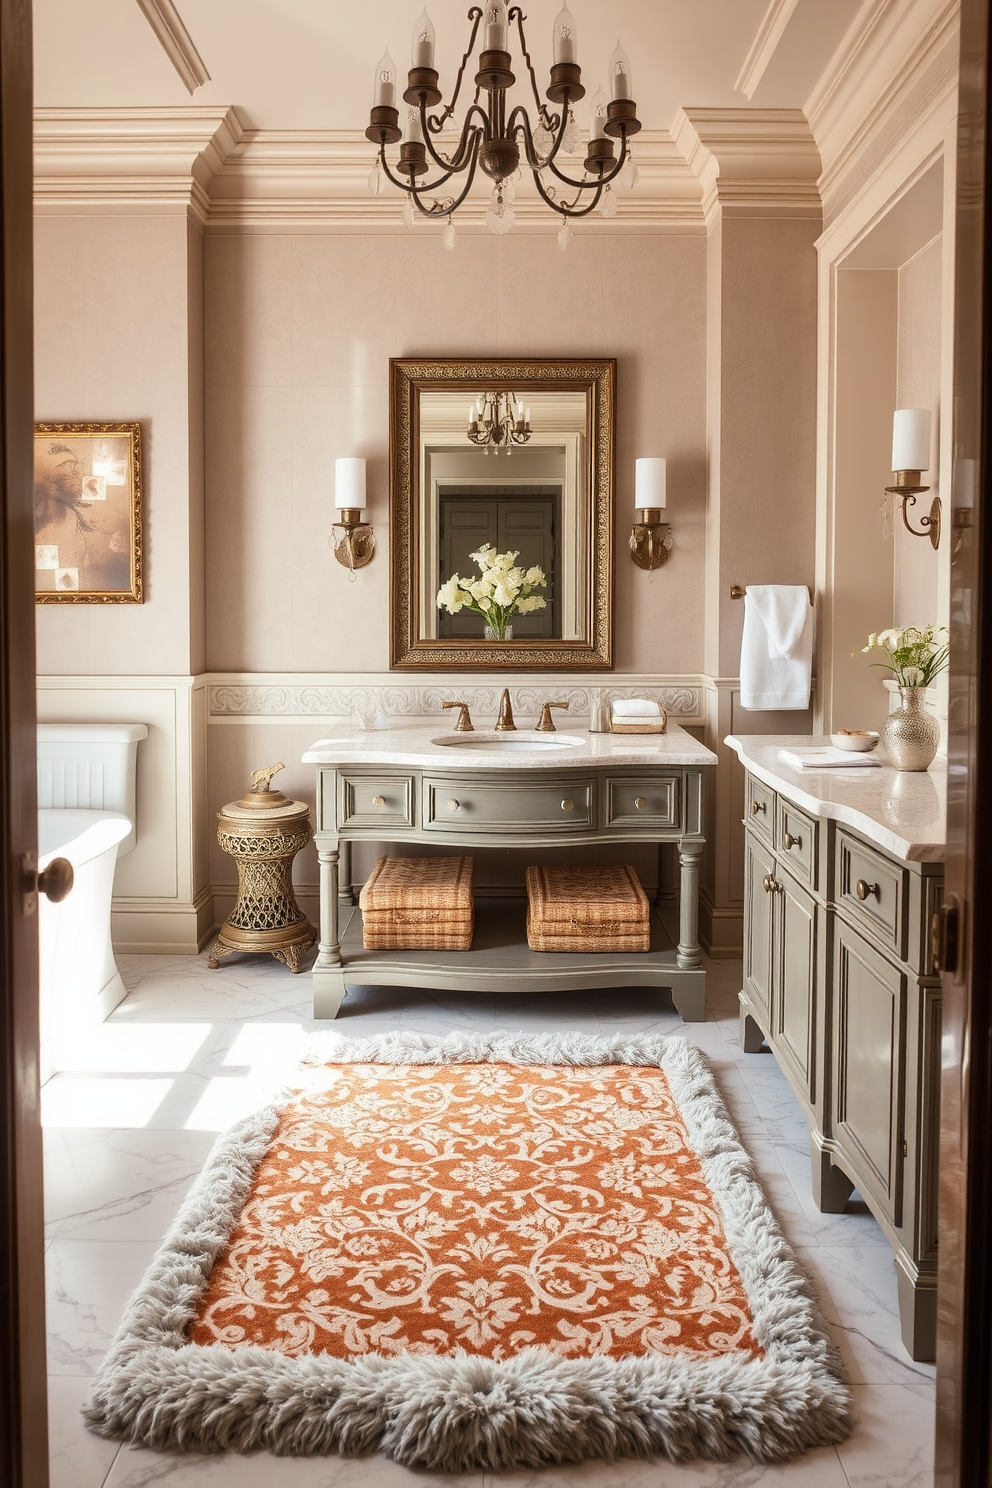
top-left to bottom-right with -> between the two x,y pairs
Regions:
747,585 -> 810,659
611,699 -> 661,718
779,747 -> 880,770
740,588 -> 814,710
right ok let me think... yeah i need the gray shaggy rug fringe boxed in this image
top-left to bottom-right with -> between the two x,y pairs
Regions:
83,1029 -> 851,1471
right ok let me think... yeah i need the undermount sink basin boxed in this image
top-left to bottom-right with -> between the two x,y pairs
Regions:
431,730 -> 585,751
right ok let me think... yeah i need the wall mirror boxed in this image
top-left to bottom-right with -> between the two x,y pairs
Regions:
389,358 -> 615,670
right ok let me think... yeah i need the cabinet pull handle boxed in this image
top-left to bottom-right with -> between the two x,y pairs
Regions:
561,799 -> 574,812
763,874 -> 774,893
447,799 -> 460,811
634,797 -> 648,810
855,878 -> 879,901
751,799 -> 766,815
372,796 -> 385,808
784,831 -> 802,850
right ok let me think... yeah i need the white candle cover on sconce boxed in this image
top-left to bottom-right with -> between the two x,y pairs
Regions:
891,408 -> 931,472
335,457 -> 366,512
635,457 -> 666,510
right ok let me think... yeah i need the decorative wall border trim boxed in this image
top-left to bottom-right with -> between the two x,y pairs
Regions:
135,0 -> 211,95
206,674 -> 705,725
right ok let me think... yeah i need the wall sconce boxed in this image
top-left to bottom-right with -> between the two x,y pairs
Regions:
331,457 -> 376,573
885,408 -> 940,550
630,457 -> 673,570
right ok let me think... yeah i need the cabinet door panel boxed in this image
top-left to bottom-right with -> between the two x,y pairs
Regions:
832,918 -> 906,1226
775,870 -> 817,1103
744,834 -> 774,1025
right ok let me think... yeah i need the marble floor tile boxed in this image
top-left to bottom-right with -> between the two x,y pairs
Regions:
835,1381 -> 935,1486
479,1445 -> 850,1485
773,1142 -> 886,1248
48,1374 -> 121,1488
47,1239 -> 156,1376
104,1446 -> 483,1486
44,1127 -> 217,1241
800,1246 -> 936,1388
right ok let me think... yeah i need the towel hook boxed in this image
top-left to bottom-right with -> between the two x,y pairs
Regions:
730,585 -> 746,599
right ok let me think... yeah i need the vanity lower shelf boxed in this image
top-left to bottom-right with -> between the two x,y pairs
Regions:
322,899 -> 704,1022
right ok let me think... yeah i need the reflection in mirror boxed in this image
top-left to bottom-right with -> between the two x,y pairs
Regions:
390,359 -> 615,670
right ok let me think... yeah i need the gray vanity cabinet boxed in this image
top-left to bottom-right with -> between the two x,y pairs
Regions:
737,766 -> 942,1362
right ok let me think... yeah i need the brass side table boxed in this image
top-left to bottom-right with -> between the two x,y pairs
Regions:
209,763 -> 317,973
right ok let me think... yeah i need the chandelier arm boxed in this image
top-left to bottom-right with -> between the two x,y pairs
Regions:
430,8 -> 484,132
508,7 -> 557,133
418,97 -> 484,174
507,103 -> 559,172
543,131 -> 629,193
410,135 -> 483,217
533,168 -> 606,218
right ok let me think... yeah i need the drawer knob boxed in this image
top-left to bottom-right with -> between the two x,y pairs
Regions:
784,831 -> 802,851
856,878 -> 879,902
763,874 -> 774,893
751,799 -> 766,815
634,797 -> 648,811
561,799 -> 574,812
447,799 -> 460,812
372,796 -> 385,809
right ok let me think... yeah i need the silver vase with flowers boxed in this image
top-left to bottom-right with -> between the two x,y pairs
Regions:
859,625 -> 948,770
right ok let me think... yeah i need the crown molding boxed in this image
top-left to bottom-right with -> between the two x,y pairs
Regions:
135,0 -> 210,94
205,128 -> 704,233
734,0 -> 801,101
34,106 -> 244,226
805,0 -> 959,213
671,108 -> 821,226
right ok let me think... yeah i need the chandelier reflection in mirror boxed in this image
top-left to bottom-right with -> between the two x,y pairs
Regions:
467,391 -> 532,453
365,3 -> 641,250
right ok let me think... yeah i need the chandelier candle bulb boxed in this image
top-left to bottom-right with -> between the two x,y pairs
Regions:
484,0 -> 507,51
589,86 -> 609,140
892,408 -> 931,473
404,108 -> 423,144
334,457 -> 366,512
552,6 -> 577,64
373,50 -> 396,108
412,10 -> 435,69
610,42 -> 632,100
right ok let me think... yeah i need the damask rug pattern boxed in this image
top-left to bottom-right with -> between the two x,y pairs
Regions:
84,1031 -> 851,1472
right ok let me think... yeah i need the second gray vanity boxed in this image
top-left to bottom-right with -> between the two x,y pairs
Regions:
303,719 -> 716,1025
727,734 -> 945,1361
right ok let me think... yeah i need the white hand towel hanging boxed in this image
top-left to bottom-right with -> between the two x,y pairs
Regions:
740,585 -> 814,710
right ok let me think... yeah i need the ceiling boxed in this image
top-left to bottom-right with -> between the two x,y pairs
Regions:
33,0 -> 864,133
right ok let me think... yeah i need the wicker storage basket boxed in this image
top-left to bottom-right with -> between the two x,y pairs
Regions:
359,856 -> 474,951
525,864 -> 650,953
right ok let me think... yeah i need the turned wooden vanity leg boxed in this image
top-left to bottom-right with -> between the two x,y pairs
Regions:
676,840 -> 704,969
312,840 -> 346,1019
338,839 -> 354,906
810,1132 -> 856,1213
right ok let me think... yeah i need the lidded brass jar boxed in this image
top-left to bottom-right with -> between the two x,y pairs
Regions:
208,763 -> 317,973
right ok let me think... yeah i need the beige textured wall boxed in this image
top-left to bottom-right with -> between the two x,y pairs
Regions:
894,235 -> 941,629
34,213 -> 204,677
202,230 -> 708,676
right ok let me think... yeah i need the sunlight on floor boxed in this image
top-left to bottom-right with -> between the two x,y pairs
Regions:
183,1076 -> 284,1131
51,1022 -> 213,1074
222,1022 -> 311,1069
41,1077 -> 174,1128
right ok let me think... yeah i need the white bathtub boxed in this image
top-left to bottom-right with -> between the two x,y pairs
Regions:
38,808 -> 131,1084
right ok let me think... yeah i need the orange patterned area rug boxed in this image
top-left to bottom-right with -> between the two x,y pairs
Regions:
84,1032 -> 850,1473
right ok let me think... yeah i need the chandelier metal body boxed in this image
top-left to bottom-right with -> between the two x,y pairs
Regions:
467,390 -> 532,452
365,3 -> 641,237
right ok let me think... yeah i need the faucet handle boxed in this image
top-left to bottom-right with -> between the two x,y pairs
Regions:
536,700 -> 569,732
442,700 -> 474,732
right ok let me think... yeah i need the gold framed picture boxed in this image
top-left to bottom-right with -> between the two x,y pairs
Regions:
34,421 -> 143,603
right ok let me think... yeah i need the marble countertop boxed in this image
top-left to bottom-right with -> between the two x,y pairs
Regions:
303,720 -> 718,770
725,735 -> 945,862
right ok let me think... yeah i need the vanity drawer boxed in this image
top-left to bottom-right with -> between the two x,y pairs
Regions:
606,775 -> 681,829
835,828 -> 907,957
775,798 -> 818,889
338,773 -> 415,830
422,775 -> 595,833
745,773 -> 776,845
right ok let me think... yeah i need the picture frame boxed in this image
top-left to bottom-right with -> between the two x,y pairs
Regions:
34,421 -> 143,603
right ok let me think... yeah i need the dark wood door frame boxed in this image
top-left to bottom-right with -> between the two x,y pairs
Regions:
0,1 -> 49,1484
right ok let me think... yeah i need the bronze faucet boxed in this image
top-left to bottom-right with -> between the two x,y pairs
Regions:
442,700 -> 474,732
494,688 -> 516,731
536,701 -> 569,732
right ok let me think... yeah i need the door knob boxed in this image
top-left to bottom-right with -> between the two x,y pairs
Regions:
22,850 -> 74,917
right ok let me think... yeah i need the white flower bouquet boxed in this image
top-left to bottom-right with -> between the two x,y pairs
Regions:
437,544 -> 548,640
859,624 -> 949,688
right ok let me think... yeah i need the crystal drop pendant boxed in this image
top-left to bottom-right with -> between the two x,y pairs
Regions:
503,176 -> 516,204
562,108 -> 581,154
402,196 -> 415,230
600,185 -> 617,218
368,162 -> 383,196
442,216 -> 456,251
622,155 -> 639,190
533,124 -> 553,158
557,217 -> 572,251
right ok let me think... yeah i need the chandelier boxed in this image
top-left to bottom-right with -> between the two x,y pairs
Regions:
365,3 -> 641,249
467,391 -> 532,453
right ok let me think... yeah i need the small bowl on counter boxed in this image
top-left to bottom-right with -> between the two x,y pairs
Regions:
830,729 -> 880,753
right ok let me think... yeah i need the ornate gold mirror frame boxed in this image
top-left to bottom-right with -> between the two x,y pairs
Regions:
389,357 -> 615,670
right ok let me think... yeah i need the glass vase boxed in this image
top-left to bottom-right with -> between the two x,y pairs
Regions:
880,686 -> 940,771
483,623 -> 512,640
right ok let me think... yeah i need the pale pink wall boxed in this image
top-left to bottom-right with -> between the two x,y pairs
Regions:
34,213 -> 204,677
202,229 -> 708,675
894,235 -> 941,629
